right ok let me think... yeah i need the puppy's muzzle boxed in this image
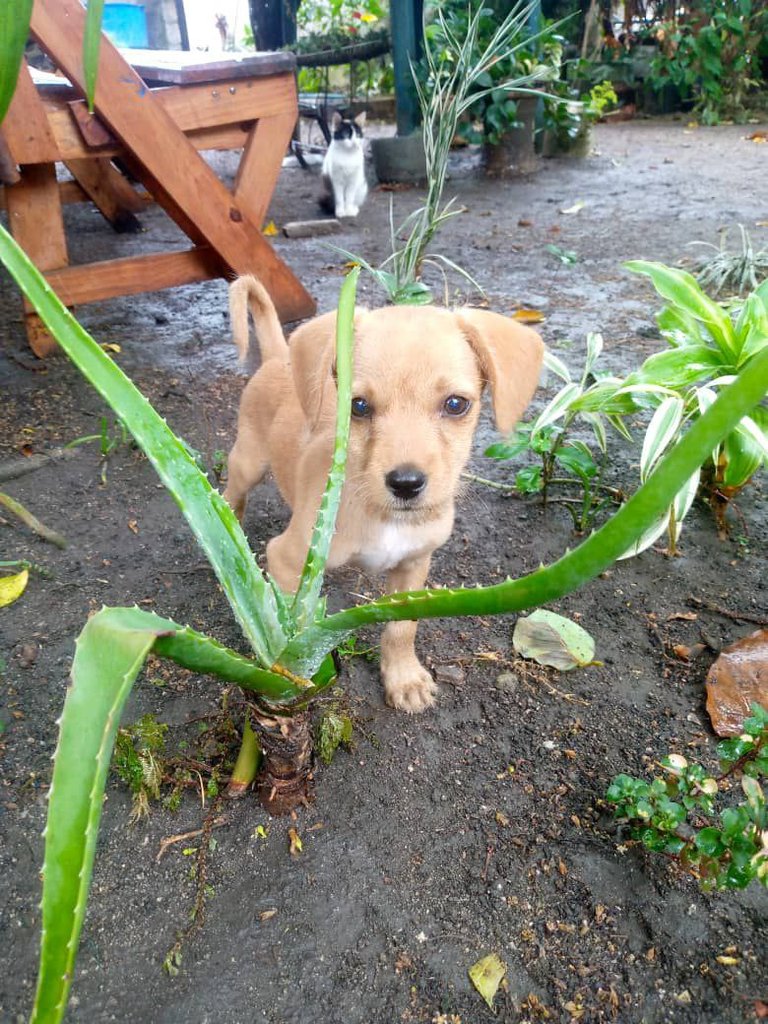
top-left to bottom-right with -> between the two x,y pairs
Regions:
385,464 -> 427,502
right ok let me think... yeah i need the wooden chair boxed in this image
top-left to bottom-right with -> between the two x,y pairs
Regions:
1,0 -> 315,357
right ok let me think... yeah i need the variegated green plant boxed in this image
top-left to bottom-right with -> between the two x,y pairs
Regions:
2,213 -> 768,1024
617,261 -> 768,552
484,333 -> 636,531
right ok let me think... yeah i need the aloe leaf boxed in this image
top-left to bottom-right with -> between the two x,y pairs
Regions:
625,260 -> 736,359
280,346 -> 768,675
0,0 -> 33,124
292,269 -> 358,630
83,0 -> 105,112
31,608 -> 170,1024
32,604 -> 337,1024
0,224 -> 286,666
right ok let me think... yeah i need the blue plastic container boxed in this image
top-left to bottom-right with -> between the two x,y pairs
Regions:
102,3 -> 148,48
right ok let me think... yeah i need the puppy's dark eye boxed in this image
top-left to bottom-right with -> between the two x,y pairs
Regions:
351,396 -> 372,418
443,395 -> 471,417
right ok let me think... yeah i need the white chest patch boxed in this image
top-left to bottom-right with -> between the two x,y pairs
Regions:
353,522 -> 428,575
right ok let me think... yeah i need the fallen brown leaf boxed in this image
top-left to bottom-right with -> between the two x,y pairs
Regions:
705,628 -> 768,736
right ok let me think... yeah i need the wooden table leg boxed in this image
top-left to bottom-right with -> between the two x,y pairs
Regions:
233,111 -> 297,231
5,163 -> 69,357
64,158 -> 144,232
31,0 -> 315,324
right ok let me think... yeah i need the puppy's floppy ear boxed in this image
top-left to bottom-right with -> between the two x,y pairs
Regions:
288,311 -> 339,428
455,308 -> 544,434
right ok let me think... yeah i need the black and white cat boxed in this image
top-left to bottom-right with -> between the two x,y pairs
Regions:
320,111 -> 368,219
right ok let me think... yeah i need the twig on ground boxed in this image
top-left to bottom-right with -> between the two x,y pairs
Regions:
0,446 -> 80,482
0,491 -> 67,548
687,596 -> 768,626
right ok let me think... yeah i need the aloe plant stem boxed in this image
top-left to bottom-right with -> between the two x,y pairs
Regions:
225,716 -> 262,798
281,346 -> 768,673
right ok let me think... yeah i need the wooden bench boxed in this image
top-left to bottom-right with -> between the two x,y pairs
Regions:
1,0 -> 315,356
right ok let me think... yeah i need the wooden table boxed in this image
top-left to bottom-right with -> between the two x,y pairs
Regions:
1,0 -> 315,356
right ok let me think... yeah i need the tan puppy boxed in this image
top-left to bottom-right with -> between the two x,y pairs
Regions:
224,276 -> 543,712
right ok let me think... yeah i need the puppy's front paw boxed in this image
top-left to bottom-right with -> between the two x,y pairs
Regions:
382,660 -> 437,714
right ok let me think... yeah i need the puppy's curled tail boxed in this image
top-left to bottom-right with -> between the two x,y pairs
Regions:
229,274 -> 288,364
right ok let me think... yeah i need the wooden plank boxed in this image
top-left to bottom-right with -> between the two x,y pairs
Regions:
43,247 -> 225,305
5,164 -> 68,270
67,74 -> 298,136
3,60 -> 60,164
0,130 -> 20,185
33,104 -> 254,161
31,0 -> 314,323
234,111 -> 296,229
122,48 -> 296,85
64,158 -> 144,229
5,162 -> 69,357
1,179 -> 147,210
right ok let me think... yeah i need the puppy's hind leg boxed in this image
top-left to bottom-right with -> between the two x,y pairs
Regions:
222,430 -> 269,522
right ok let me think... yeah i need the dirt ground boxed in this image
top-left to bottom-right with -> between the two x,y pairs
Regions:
1,119 -> 767,1024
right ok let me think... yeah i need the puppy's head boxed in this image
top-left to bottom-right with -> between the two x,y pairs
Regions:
288,304 -> 543,523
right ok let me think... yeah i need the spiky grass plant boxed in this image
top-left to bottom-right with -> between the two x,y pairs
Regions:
2,221 -> 768,1022
339,1 -> 552,304
690,225 -> 768,297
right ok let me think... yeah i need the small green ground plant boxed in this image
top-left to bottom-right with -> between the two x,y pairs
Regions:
483,333 -> 632,531
607,704 -> 768,892
690,225 -> 768,298
3,222 -> 767,1023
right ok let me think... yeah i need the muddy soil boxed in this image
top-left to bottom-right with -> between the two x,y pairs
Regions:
1,119 -> 767,1024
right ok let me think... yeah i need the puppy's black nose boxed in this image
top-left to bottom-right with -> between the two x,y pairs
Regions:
386,464 -> 427,501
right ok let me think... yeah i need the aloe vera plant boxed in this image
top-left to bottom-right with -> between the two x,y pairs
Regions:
2,219 -> 768,1024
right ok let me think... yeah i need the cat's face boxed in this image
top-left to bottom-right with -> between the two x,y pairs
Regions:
331,112 -> 366,148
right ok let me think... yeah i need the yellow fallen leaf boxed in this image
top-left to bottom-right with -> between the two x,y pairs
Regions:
288,827 -> 302,856
100,342 -> 121,353
263,220 -> 279,236
560,200 -> 586,215
0,569 -> 29,608
468,953 -> 506,1009
512,308 -> 546,324
716,955 -> 740,965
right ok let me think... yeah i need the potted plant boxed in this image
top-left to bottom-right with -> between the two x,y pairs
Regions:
425,0 -> 563,178
543,78 -> 617,157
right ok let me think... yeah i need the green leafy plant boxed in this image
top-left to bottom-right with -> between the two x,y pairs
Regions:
484,335 -> 632,531
338,0 -> 552,304
3,224 -> 768,1023
543,77 -> 617,149
690,224 -> 768,298
649,0 -> 767,124
606,704 -> 768,892
113,714 -> 168,820
618,261 -> 768,550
